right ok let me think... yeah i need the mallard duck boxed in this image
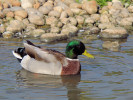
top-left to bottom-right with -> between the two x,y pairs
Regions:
12,40 -> 94,75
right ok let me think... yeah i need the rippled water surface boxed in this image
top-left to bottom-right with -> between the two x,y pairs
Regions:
0,35 -> 133,100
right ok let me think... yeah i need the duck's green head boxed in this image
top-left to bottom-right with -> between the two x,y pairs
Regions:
65,40 -> 94,59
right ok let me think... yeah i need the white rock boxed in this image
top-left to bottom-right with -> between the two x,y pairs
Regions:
21,0 -> 35,9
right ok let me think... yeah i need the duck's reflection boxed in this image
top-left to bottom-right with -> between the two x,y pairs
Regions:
16,68 -> 81,100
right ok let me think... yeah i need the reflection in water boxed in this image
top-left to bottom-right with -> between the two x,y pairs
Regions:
16,69 -> 81,100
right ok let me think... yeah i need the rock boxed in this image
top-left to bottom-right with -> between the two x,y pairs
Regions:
69,3 -> 82,8
22,18 -> 30,26
30,29 -> 45,37
0,11 -> 5,18
71,8 -> 82,15
102,41 -> 120,51
38,6 -> 53,15
112,1 -> 123,10
76,16 -> 84,25
62,24 -> 78,34
51,27 -> 60,33
2,31 -> 14,38
48,10 -> 61,18
14,16 -> 23,21
60,11 -> 68,19
10,7 -> 23,11
119,17 -> 133,26
100,14 -> 110,23
3,8 -> 11,15
55,0 -> 68,10
65,9 -> 73,17
6,11 -> 14,18
26,9 -> 44,25
120,8 -> 130,18
57,22 -> 63,28
128,6 -> 133,13
54,6 -> 63,13
82,0 -> 97,14
91,14 -> 100,22
98,23 -> 115,29
11,0 -> 21,7
6,20 -> 26,33
33,2 -> 40,9
26,24 -> 36,31
85,17 -> 95,24
0,26 -> 5,33
69,17 -> 77,26
60,18 -> 69,24
40,33 -> 68,43
62,0 -> 76,6
3,3 -> 9,9
99,27 -> 128,39
46,17 -> 58,25
90,27 -> 100,34
28,13 -> 45,25
14,10 -> 28,19
21,0 -> 35,9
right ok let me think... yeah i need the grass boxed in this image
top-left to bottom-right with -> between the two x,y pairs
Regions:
75,0 -> 133,7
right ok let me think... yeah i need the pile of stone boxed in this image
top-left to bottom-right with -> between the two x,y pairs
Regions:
0,0 -> 132,42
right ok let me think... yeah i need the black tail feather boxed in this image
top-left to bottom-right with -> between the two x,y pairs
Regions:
15,48 -> 27,58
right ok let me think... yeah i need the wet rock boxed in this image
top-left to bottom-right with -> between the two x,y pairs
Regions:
40,33 -> 68,43
100,27 -> 128,39
102,41 -> 120,52
82,0 -> 97,14
0,26 -> 5,33
30,29 -> 45,37
90,27 -> 100,34
38,5 -> 53,15
48,10 -> 61,18
6,20 -> 26,33
14,10 -> 28,19
2,31 -> 14,38
21,0 -> 35,9
51,27 -> 60,33
128,6 -> 133,13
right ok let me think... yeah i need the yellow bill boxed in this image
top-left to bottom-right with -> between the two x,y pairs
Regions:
82,50 -> 94,59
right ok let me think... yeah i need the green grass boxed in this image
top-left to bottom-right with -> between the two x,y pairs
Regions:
75,0 -> 133,7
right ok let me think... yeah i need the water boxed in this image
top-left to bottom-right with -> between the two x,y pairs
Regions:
0,35 -> 133,100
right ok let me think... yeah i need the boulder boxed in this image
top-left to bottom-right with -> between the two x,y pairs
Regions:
62,24 -> 78,34
60,18 -> 69,24
98,23 -> 115,29
21,0 -> 35,9
38,6 -> 53,15
40,33 -> 68,43
128,6 -> 133,13
14,10 -> 28,19
120,8 -> 130,18
30,29 -> 45,37
46,17 -> 58,25
0,26 -> 5,33
6,11 -> 14,18
69,17 -> 77,26
91,14 -> 100,22
22,18 -> 30,26
65,9 -> 74,17
102,41 -> 120,51
60,11 -> 68,19
71,8 -> 82,15
50,27 -> 60,33
85,17 -> 95,24
0,11 -> 5,18
119,17 -> 133,26
6,20 -> 26,33
48,10 -> 61,18
90,27 -> 100,34
76,16 -> 84,25
82,0 -> 97,14
100,14 -> 110,23
99,27 -> 128,39
54,6 -> 63,13
2,31 -> 14,38
11,0 -> 21,7
69,3 -> 82,8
